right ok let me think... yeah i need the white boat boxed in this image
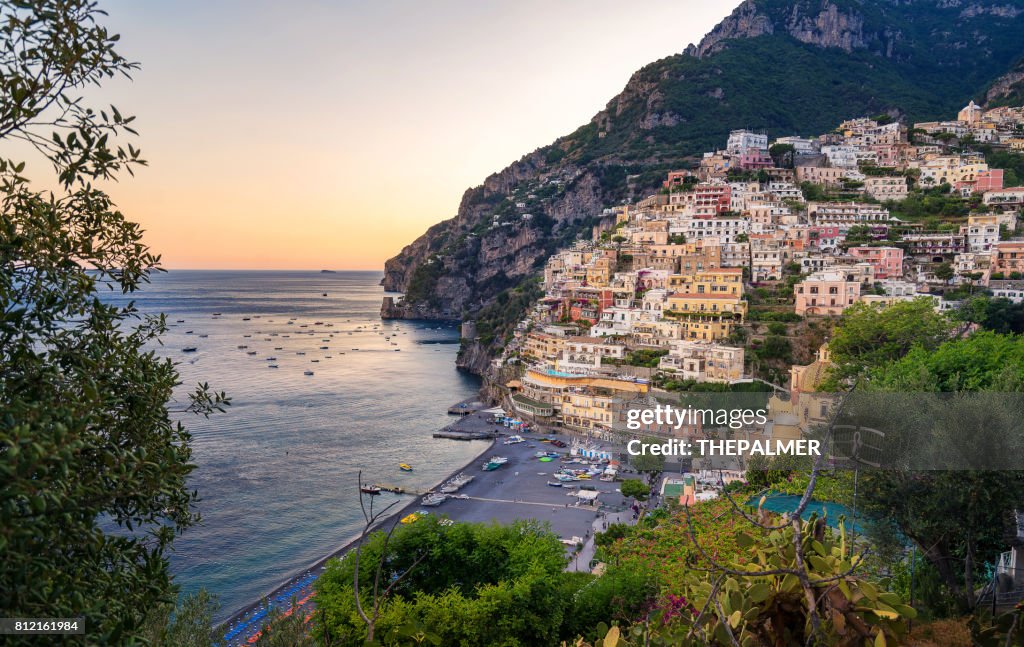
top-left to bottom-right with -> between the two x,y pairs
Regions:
504,435 -> 524,445
421,493 -> 446,507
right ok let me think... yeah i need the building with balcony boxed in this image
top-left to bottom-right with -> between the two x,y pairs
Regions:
795,270 -> 862,316
658,340 -> 745,382
863,176 -> 908,201
848,246 -> 904,279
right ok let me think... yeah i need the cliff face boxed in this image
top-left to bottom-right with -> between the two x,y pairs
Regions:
985,58 -> 1024,107
685,0 -> 870,58
381,0 -> 1024,371
381,156 -> 611,320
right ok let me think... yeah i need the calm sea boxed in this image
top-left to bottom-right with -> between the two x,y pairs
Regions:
104,270 -> 484,621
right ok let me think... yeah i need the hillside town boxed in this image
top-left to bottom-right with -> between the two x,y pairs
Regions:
484,101 -> 1024,441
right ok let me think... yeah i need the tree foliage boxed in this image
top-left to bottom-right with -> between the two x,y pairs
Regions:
590,516 -> 913,646
823,298 -> 954,387
315,517 -> 572,646
956,296 -> 1024,335
619,479 -> 649,502
0,1 -> 225,641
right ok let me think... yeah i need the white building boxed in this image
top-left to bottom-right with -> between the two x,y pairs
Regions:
821,145 -> 859,169
727,129 -> 768,155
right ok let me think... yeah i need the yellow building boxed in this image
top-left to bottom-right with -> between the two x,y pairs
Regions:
521,332 -> 564,362
584,256 -> 614,287
667,267 -> 744,296
511,368 -> 650,436
664,292 -> 747,341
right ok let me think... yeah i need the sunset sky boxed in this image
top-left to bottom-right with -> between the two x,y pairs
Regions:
45,1 -> 736,270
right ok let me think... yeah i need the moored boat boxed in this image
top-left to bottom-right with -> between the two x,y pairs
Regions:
360,485 -> 381,495
399,463 -> 413,472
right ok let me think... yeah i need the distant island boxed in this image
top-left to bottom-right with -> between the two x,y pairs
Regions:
320,269 -> 336,273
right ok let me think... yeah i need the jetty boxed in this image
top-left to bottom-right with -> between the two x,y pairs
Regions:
371,483 -> 427,496
447,397 -> 487,415
433,429 -> 496,440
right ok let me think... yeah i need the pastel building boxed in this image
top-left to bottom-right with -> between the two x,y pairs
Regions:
794,270 -> 862,316
658,340 -> 745,383
848,246 -> 904,279
993,242 -> 1024,276
863,176 -> 908,201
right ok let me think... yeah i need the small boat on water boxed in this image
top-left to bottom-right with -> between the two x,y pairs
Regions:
399,463 -> 413,472
212,312 -> 221,316
237,345 -> 248,349
247,351 -> 257,355
242,317 -> 251,321
182,347 -> 197,353
185,330 -> 194,335
546,481 -> 563,487
360,485 -> 381,495
268,364 -> 279,369
304,370 -> 314,376
176,319 -> 185,323
319,346 -> 329,350
199,334 -> 209,338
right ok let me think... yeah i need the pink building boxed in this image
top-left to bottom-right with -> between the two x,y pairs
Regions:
737,151 -> 773,170
975,169 -> 1005,193
692,183 -> 733,216
869,144 -> 902,167
849,246 -> 904,279
805,226 -> 842,250
795,270 -> 862,316
664,169 -> 695,188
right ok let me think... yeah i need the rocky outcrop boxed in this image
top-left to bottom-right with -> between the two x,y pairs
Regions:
381,161 -> 612,321
686,0 -> 870,58
455,339 -> 492,375
685,1 -> 775,58
985,60 -> 1024,106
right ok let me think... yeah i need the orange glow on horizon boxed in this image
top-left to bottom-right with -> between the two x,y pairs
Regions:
35,0 -> 735,270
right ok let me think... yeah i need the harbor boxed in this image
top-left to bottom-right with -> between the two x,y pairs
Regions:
218,403 -> 636,646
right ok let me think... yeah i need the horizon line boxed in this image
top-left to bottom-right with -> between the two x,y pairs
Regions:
158,268 -> 385,272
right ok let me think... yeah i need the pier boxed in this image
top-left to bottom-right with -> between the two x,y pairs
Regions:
371,483 -> 426,495
447,397 -> 487,415
433,429 -> 496,440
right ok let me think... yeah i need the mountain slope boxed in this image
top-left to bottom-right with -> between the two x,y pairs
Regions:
381,0 -> 1024,338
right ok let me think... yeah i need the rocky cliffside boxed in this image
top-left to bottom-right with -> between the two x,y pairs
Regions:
381,0 -> 1024,373
985,58 -> 1024,107
684,0 -> 874,58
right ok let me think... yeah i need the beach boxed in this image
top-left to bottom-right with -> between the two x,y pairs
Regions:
219,407 -> 636,646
